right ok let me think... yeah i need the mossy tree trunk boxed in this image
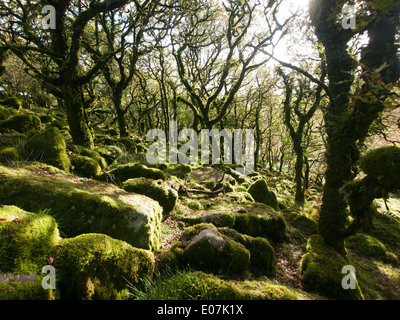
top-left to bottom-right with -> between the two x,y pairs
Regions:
62,84 -> 94,149
310,0 -> 400,253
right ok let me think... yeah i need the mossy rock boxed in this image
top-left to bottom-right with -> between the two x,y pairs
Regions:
202,213 -> 236,228
0,277 -> 57,300
71,155 -> 102,178
359,146 -> 400,188
39,115 -> 53,124
233,203 -> 289,243
0,97 -> 21,110
69,144 -> 107,170
95,145 -> 123,165
346,233 -> 398,263
292,214 -> 318,235
0,132 -> 26,150
300,234 -> 364,300
0,147 -> 22,164
54,233 -> 154,300
225,229 -> 276,276
0,205 -> 155,300
24,126 -> 70,172
247,179 -> 278,210
0,205 -> 59,299
117,137 -> 137,153
0,106 -> 12,121
109,163 -> 167,183
122,177 -> 178,215
164,164 -> 192,178
48,118 -> 69,131
0,164 -> 163,250
0,114 -> 41,133
226,191 -> 254,204
186,199 -> 202,210
171,224 -> 251,276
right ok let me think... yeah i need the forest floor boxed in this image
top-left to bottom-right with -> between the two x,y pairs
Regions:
154,166 -> 400,300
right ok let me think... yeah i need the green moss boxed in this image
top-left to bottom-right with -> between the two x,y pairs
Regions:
172,224 -> 251,276
0,276 -> 57,300
164,164 -> 192,178
233,207 -> 289,243
95,145 -> 123,165
0,114 -> 41,133
117,137 -> 137,153
187,199 -> 202,210
359,146 -> 400,188
129,269 -> 311,300
204,179 -> 216,190
69,144 -> 107,169
109,163 -> 167,183
0,132 -> 26,149
300,234 -> 364,300
0,205 -> 155,300
39,115 -> 53,124
0,165 -> 163,250
226,191 -> 254,203
48,118 -> 68,131
247,179 -> 278,210
71,155 -> 102,178
54,233 -> 154,300
346,233 -> 397,263
0,147 -> 21,164
123,177 -> 178,215
24,126 -> 70,171
0,96 -> 21,110
234,232 -> 276,276
0,106 -> 12,121
0,205 -> 61,274
0,205 -> 59,299
105,128 -> 119,137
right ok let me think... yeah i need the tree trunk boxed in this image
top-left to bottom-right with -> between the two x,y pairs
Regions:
63,85 -> 94,149
294,141 -> 305,205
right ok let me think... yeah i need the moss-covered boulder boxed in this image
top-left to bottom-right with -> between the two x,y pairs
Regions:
0,205 -> 155,300
71,155 -> 102,178
346,233 -> 398,264
95,145 -> 123,165
47,118 -> 69,131
69,144 -> 107,170
0,114 -> 41,133
171,224 -> 251,276
0,106 -> 12,121
168,223 -> 276,276
300,234 -> 364,300
109,163 -> 167,183
0,205 -> 59,300
226,191 -> 254,204
235,233 -> 276,276
24,126 -> 70,172
0,147 -> 22,164
247,179 -> 278,210
0,96 -> 21,110
220,228 -> 276,276
0,164 -> 163,250
122,178 -> 178,215
233,203 -> 289,243
54,233 -> 154,300
164,164 -> 192,178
